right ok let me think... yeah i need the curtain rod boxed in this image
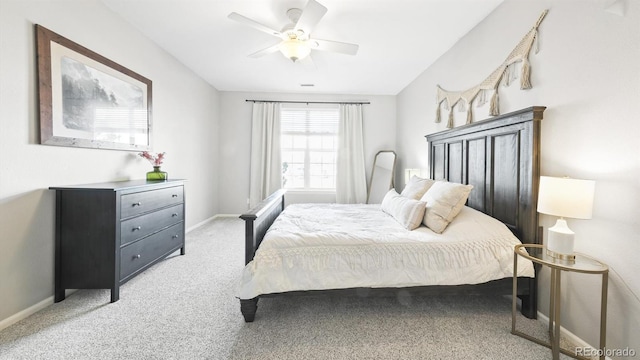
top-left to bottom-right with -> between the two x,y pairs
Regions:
245,99 -> 370,105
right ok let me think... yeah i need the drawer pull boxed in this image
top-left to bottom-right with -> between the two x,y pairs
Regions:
172,194 -> 178,198
133,254 -> 141,260
172,213 -> 179,217
132,202 -> 142,207
172,235 -> 180,239
133,226 -> 142,231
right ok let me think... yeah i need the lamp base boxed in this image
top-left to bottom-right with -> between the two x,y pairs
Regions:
545,249 -> 576,262
546,218 -> 576,262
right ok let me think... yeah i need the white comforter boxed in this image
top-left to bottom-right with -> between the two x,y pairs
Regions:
239,203 -> 535,299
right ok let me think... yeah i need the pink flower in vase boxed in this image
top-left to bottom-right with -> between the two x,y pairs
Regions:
139,151 -> 166,167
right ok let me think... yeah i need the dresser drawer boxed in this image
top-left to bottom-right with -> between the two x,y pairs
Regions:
120,204 -> 184,247
120,222 -> 184,281
120,186 -> 183,219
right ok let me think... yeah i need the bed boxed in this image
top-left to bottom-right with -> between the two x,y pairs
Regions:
239,106 -> 546,322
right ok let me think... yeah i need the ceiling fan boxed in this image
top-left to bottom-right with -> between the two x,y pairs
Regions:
228,0 -> 359,63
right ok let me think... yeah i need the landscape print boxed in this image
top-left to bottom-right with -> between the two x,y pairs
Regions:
37,25 -> 152,150
60,56 -> 147,145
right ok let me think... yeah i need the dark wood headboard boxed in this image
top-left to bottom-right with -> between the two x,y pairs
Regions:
425,106 -> 545,245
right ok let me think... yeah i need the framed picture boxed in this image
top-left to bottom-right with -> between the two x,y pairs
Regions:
36,24 -> 152,151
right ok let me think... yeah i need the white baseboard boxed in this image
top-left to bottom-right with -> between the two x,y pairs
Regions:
0,289 -> 79,332
0,296 -> 53,331
185,214 -> 240,233
185,215 -> 216,233
212,214 -> 241,218
537,311 -> 612,360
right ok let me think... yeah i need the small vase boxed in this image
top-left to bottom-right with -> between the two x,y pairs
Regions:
146,166 -> 168,181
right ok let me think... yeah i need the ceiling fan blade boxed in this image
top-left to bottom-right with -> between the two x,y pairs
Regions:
248,43 -> 281,58
312,39 -> 359,56
228,12 -> 282,38
295,0 -> 327,35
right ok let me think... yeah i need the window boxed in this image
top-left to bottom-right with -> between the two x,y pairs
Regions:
281,105 -> 339,190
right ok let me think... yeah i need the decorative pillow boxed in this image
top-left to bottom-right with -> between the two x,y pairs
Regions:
420,181 -> 473,234
400,175 -> 436,200
381,190 -> 427,230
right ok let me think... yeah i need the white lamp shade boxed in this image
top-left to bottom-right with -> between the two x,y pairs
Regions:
537,176 -> 595,219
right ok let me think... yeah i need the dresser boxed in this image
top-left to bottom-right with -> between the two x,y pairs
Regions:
50,180 -> 186,303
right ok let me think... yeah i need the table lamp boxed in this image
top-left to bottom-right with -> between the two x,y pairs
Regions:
537,176 -> 596,260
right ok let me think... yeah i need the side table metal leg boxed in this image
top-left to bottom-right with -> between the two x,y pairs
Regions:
599,272 -> 608,360
549,268 -> 556,339
512,251 -> 518,334
552,269 -> 561,360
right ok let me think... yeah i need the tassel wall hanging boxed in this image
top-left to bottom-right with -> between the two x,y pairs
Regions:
435,10 -> 548,128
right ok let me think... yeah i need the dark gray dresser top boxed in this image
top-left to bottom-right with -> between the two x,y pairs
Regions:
50,179 -> 185,192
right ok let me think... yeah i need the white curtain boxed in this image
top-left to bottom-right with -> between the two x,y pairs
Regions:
249,102 -> 282,207
336,104 -> 367,204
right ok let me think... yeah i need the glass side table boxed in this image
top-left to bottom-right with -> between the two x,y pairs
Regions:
512,244 -> 609,360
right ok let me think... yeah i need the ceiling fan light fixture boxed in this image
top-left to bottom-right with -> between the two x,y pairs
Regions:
229,0 -> 358,62
278,38 -> 311,62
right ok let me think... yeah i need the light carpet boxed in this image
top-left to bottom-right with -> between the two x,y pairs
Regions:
0,217 -> 579,359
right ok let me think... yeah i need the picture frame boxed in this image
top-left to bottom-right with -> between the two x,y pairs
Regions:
36,24 -> 152,151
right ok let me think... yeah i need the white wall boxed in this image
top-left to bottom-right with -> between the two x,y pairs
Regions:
0,0 -> 220,326
218,91 -> 396,213
397,0 -> 639,354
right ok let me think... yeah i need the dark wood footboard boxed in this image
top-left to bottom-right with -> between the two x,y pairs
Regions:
239,189 -> 286,265
239,190 -> 285,322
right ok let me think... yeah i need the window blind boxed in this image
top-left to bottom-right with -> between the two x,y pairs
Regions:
280,107 -> 339,134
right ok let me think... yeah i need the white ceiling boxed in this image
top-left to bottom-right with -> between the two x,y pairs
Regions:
101,0 -> 503,95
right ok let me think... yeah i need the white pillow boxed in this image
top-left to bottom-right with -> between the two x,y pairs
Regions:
420,181 -> 473,234
400,175 -> 436,200
381,190 -> 427,230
